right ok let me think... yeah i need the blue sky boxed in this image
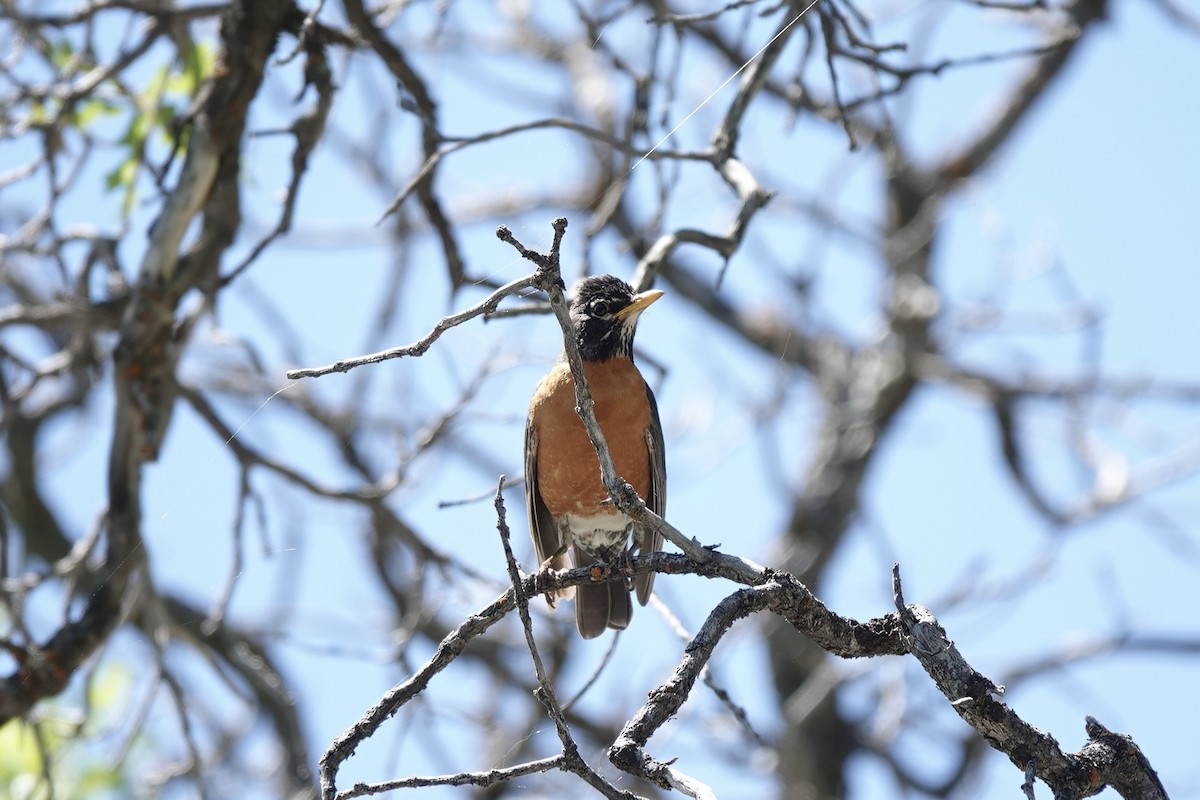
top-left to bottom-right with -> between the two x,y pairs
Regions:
7,0 -> 1200,797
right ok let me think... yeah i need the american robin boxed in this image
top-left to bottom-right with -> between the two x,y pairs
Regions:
524,274 -> 666,639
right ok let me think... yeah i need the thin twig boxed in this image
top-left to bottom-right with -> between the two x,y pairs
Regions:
286,275 -> 536,379
494,478 -> 635,798
1022,759 -> 1037,799
336,755 -> 566,797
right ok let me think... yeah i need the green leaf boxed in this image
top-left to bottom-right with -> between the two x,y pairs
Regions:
72,97 -> 121,130
104,156 -> 137,192
27,99 -> 48,126
0,719 -> 45,776
48,36 -> 75,70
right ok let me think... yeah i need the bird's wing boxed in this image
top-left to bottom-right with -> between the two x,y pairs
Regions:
634,380 -> 666,605
525,418 -> 573,604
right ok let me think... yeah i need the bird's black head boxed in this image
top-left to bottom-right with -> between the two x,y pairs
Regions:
570,275 -> 663,362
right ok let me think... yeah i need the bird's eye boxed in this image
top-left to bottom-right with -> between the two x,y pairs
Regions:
590,300 -> 609,317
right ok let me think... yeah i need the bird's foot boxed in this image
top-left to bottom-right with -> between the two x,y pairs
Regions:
532,547 -> 570,606
615,549 -> 638,588
531,566 -> 559,606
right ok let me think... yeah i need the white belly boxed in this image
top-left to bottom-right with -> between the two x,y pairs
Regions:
564,509 -> 632,557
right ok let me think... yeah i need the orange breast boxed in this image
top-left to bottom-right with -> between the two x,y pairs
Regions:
530,359 -> 653,517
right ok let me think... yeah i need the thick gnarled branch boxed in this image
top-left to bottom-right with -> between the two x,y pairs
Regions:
893,565 -> 1168,800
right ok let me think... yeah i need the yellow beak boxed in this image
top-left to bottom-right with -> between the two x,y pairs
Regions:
614,288 -> 664,320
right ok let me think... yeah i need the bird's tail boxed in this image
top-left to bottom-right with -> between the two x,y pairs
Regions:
572,546 -> 632,639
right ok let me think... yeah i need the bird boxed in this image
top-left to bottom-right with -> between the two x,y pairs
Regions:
524,274 -> 666,639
